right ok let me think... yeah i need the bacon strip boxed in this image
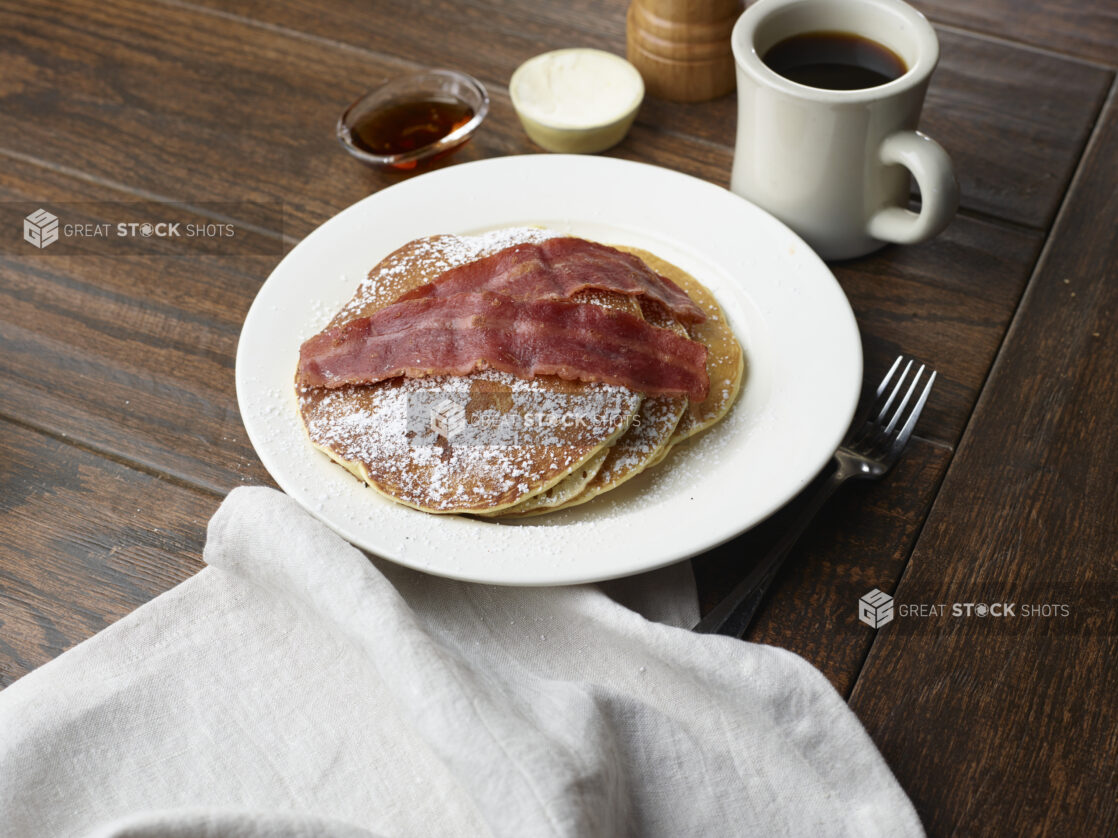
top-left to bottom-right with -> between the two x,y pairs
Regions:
297,292 -> 710,401
395,237 -> 707,325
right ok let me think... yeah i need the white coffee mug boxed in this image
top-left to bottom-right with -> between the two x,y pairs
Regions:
730,0 -> 959,260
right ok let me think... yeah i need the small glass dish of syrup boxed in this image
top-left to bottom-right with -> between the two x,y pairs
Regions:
337,70 -> 489,171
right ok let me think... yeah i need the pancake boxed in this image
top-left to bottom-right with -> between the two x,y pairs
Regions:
512,246 -> 741,514
626,248 -> 744,461
483,446 -> 610,517
298,228 -> 642,514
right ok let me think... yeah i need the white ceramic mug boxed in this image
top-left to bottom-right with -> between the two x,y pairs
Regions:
730,0 -> 958,260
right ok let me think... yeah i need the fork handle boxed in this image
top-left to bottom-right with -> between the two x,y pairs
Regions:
693,459 -> 850,637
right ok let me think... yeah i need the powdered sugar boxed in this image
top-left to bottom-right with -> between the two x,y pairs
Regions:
596,394 -> 684,482
301,370 -> 638,512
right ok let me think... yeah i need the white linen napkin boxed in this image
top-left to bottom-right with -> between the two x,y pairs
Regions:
0,487 -> 923,838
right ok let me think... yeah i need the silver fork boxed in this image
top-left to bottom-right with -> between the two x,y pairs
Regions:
693,355 -> 936,638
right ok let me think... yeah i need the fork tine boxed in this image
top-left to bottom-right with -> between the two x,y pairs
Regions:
877,358 -> 914,423
893,369 -> 936,448
847,356 -> 912,449
885,363 -> 925,434
876,355 -> 903,397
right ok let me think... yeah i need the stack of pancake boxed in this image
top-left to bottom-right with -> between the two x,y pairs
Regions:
296,227 -> 743,516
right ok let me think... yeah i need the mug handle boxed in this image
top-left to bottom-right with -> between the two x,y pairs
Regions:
867,131 -> 959,246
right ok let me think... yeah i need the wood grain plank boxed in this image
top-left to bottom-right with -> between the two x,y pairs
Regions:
0,157 -> 274,493
693,214 -> 1045,687
847,90 -> 1118,837
830,215 -> 1041,446
916,0 -> 1118,67
0,419 -> 219,688
176,0 -> 1112,229
0,0 -> 715,239
694,435 -> 952,695
0,0 -> 1107,236
917,30 -> 1111,228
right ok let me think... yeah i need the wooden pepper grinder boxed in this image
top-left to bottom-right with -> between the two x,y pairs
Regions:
627,0 -> 744,102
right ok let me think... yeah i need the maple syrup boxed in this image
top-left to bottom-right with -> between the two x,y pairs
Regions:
349,99 -> 475,169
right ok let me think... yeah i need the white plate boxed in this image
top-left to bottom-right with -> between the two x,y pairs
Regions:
236,155 -> 861,585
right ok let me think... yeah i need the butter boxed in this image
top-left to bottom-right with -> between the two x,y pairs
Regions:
511,49 -> 644,130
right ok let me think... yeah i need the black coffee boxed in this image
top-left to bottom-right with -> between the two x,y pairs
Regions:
762,31 -> 907,90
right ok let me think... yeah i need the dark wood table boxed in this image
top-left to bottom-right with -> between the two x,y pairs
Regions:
1,1 -> 1114,834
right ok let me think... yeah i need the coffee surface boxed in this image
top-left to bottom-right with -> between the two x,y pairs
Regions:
762,31 -> 907,90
